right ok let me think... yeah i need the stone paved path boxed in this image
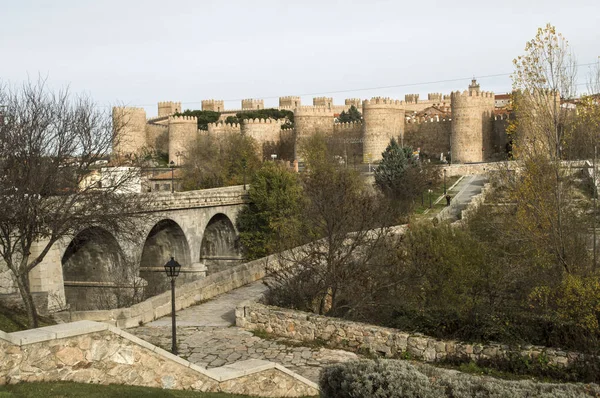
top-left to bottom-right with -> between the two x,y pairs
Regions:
129,281 -> 358,383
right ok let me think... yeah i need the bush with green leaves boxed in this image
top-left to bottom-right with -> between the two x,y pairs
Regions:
320,359 -> 600,398
337,105 -> 362,123
173,109 -> 220,130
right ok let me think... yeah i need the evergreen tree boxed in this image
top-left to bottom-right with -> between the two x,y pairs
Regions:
374,138 -> 412,194
236,162 -> 303,260
337,105 -> 362,123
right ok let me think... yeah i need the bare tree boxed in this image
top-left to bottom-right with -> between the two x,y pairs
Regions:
0,78 -> 150,327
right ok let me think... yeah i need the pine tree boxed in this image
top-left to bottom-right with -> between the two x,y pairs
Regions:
374,138 -> 413,194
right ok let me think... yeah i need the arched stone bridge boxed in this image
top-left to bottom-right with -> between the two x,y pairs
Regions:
27,186 -> 248,312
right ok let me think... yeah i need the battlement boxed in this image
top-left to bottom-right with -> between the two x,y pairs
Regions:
293,106 -> 335,116
494,114 -> 509,121
241,98 -> 264,110
113,106 -> 146,113
169,115 -> 198,123
243,118 -> 284,125
279,96 -> 301,108
207,122 -> 241,129
202,99 -> 225,112
333,121 -> 363,130
405,94 -> 419,103
451,90 -> 495,100
428,93 -> 443,101
363,97 -> 403,108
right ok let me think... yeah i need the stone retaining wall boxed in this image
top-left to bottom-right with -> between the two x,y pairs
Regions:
0,321 -> 318,397
55,255 -> 275,328
236,302 -> 583,368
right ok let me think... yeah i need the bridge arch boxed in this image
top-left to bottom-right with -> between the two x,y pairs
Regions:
62,227 -> 136,311
139,218 -> 192,298
200,213 -> 241,274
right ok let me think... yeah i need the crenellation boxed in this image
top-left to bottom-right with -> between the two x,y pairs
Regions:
114,80 -> 511,165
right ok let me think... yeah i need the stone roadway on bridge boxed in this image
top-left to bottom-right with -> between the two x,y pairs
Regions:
129,281 -> 358,383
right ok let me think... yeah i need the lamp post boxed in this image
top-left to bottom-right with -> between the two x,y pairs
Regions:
443,169 -> 447,195
169,160 -> 175,193
270,153 -> 277,161
428,189 -> 433,209
164,256 -> 181,354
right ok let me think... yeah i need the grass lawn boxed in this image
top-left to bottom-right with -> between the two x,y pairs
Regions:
412,175 -> 461,217
0,306 -> 55,333
0,381 -> 318,398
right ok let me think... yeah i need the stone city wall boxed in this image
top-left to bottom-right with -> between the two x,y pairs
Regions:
236,302 -> 582,368
0,321 -> 318,397
404,116 -> 451,158
145,123 -> 169,153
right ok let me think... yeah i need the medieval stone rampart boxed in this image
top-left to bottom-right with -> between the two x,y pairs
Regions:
145,123 -> 169,153
158,101 -> 181,117
207,122 -> 242,135
404,116 -> 452,158
450,90 -> 495,163
361,97 -> 404,162
242,118 -> 283,159
168,116 -> 198,165
112,107 -> 147,156
294,106 -> 335,159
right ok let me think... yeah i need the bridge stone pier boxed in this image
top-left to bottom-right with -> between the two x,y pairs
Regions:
7,186 -> 248,313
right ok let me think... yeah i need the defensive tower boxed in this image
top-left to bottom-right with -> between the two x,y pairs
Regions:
345,98 -> 362,108
428,93 -> 443,101
450,80 -> 495,163
313,97 -> 333,109
405,94 -> 419,104
202,99 -> 225,112
158,101 -> 181,117
361,97 -> 405,162
279,96 -> 301,108
293,106 -> 335,160
112,107 -> 147,157
241,98 -> 264,110
168,116 -> 198,165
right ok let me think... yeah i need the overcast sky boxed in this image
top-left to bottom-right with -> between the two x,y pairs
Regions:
2,0 -> 598,116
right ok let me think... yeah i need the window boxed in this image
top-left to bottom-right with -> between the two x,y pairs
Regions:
154,184 -> 160,191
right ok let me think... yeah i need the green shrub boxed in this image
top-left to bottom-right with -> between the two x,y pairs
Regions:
319,359 -> 600,398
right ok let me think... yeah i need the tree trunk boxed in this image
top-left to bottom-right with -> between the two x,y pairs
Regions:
14,272 -> 39,328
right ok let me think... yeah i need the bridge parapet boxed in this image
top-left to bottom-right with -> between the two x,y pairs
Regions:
147,185 -> 248,211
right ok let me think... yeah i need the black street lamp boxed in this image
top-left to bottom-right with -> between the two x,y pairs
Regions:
443,169 -> 447,195
164,256 -> 181,354
169,160 -> 175,193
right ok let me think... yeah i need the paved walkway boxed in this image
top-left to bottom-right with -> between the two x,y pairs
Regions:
129,281 -> 357,383
438,174 -> 487,221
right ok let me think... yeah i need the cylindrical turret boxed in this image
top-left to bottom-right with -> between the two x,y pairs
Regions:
242,118 -> 282,159
450,85 -> 495,163
112,107 -> 147,157
168,116 -> 198,165
158,101 -> 181,117
361,98 -> 405,162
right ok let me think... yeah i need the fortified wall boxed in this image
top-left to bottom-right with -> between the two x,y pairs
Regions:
112,81 -> 509,164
